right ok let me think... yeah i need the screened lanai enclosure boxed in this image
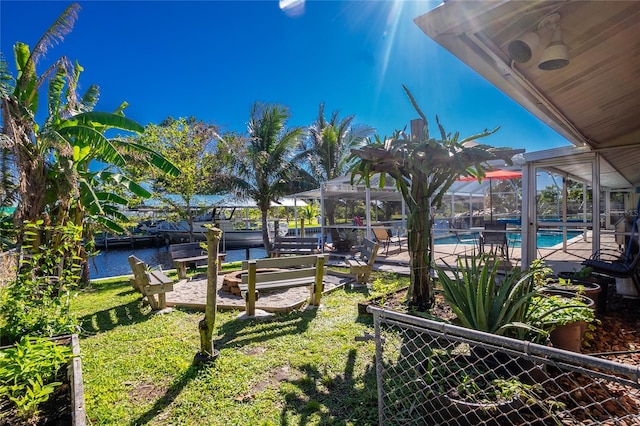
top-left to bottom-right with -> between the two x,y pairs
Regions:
293,162 -> 633,274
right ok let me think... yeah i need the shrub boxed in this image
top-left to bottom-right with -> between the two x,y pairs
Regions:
0,221 -> 82,343
528,294 -> 596,329
0,336 -> 73,421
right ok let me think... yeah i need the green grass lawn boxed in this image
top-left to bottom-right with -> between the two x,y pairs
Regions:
73,272 -> 408,425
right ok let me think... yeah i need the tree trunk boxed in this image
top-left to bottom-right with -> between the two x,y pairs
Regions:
15,153 -> 47,233
195,226 -> 222,365
407,181 -> 434,311
186,200 -> 195,243
261,209 -> 270,251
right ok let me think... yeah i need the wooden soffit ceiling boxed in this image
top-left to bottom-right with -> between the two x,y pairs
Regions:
414,1 -> 640,189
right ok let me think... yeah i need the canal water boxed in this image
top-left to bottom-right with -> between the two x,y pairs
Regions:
91,230 -> 325,279
90,246 -> 267,279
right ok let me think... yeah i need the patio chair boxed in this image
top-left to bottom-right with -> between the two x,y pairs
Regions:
372,225 -> 402,255
582,243 -> 640,296
481,221 -> 509,261
582,199 -> 640,294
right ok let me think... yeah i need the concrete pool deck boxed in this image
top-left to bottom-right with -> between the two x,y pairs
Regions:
375,230 -> 618,273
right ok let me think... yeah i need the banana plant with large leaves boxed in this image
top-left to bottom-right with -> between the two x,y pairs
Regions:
350,86 -> 523,311
1,3 -> 180,281
41,60 -> 180,235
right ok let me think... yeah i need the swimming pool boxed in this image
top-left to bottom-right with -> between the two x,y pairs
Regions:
434,230 -> 583,248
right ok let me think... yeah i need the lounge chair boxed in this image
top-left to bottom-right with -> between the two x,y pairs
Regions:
372,225 -> 402,255
582,244 -> 640,295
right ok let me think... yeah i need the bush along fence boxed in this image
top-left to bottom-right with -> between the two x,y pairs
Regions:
369,306 -> 640,425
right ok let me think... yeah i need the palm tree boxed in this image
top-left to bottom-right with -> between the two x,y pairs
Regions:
232,102 -> 307,250
302,102 -> 374,243
351,86 -> 521,310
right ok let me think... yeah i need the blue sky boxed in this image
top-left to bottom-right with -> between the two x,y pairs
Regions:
1,0 -> 571,152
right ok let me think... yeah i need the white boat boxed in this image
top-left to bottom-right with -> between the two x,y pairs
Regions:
156,218 -> 287,249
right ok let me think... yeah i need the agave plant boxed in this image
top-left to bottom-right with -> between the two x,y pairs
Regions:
436,254 -> 545,339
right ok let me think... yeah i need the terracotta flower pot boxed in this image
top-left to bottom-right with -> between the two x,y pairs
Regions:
557,272 -> 614,313
545,279 -> 601,312
549,321 -> 586,353
539,291 -> 594,353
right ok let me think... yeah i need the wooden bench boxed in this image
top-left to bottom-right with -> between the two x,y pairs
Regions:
347,238 -> 379,285
239,254 -> 328,316
169,242 -> 226,279
128,255 -> 174,310
269,236 -> 320,257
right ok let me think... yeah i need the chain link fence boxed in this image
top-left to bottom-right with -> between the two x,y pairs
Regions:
369,306 -> 640,425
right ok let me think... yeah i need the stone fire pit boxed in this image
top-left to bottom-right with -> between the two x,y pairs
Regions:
221,268 -> 282,295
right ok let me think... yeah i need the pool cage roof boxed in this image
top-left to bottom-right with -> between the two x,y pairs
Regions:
292,173 -> 505,203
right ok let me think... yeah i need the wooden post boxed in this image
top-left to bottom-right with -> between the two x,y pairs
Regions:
195,226 -> 222,365
300,217 -> 305,237
247,261 -> 257,316
311,255 -> 325,305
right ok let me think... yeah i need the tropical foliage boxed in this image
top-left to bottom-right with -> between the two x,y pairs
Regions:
133,117 -> 240,241
0,336 -> 73,421
301,103 -> 374,242
0,3 -> 179,280
0,221 -> 82,343
351,85 -> 520,310
301,202 -> 320,225
436,254 -> 543,339
230,102 -> 309,249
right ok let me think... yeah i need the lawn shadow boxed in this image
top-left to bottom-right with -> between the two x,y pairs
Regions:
279,348 -> 378,425
214,306 -> 318,349
129,364 -> 201,425
77,298 -> 152,334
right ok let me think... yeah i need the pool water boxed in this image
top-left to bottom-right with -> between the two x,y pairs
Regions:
434,231 -> 582,248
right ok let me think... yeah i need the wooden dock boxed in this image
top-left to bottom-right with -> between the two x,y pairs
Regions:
94,234 -> 165,250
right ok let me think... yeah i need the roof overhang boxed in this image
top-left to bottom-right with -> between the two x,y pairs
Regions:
414,1 -> 640,190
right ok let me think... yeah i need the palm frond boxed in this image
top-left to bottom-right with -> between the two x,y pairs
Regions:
27,3 -> 80,73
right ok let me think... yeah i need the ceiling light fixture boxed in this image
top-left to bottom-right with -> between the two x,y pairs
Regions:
537,13 -> 570,70
508,31 -> 540,63
507,12 -> 569,70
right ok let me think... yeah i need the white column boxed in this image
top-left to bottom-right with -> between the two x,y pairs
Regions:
562,176 -> 568,252
365,187 -> 372,240
592,154 -> 601,252
521,161 -> 537,269
603,187 -> 611,230
320,183 -> 326,251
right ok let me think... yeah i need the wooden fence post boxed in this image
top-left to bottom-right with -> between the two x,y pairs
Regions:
194,226 -> 222,365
